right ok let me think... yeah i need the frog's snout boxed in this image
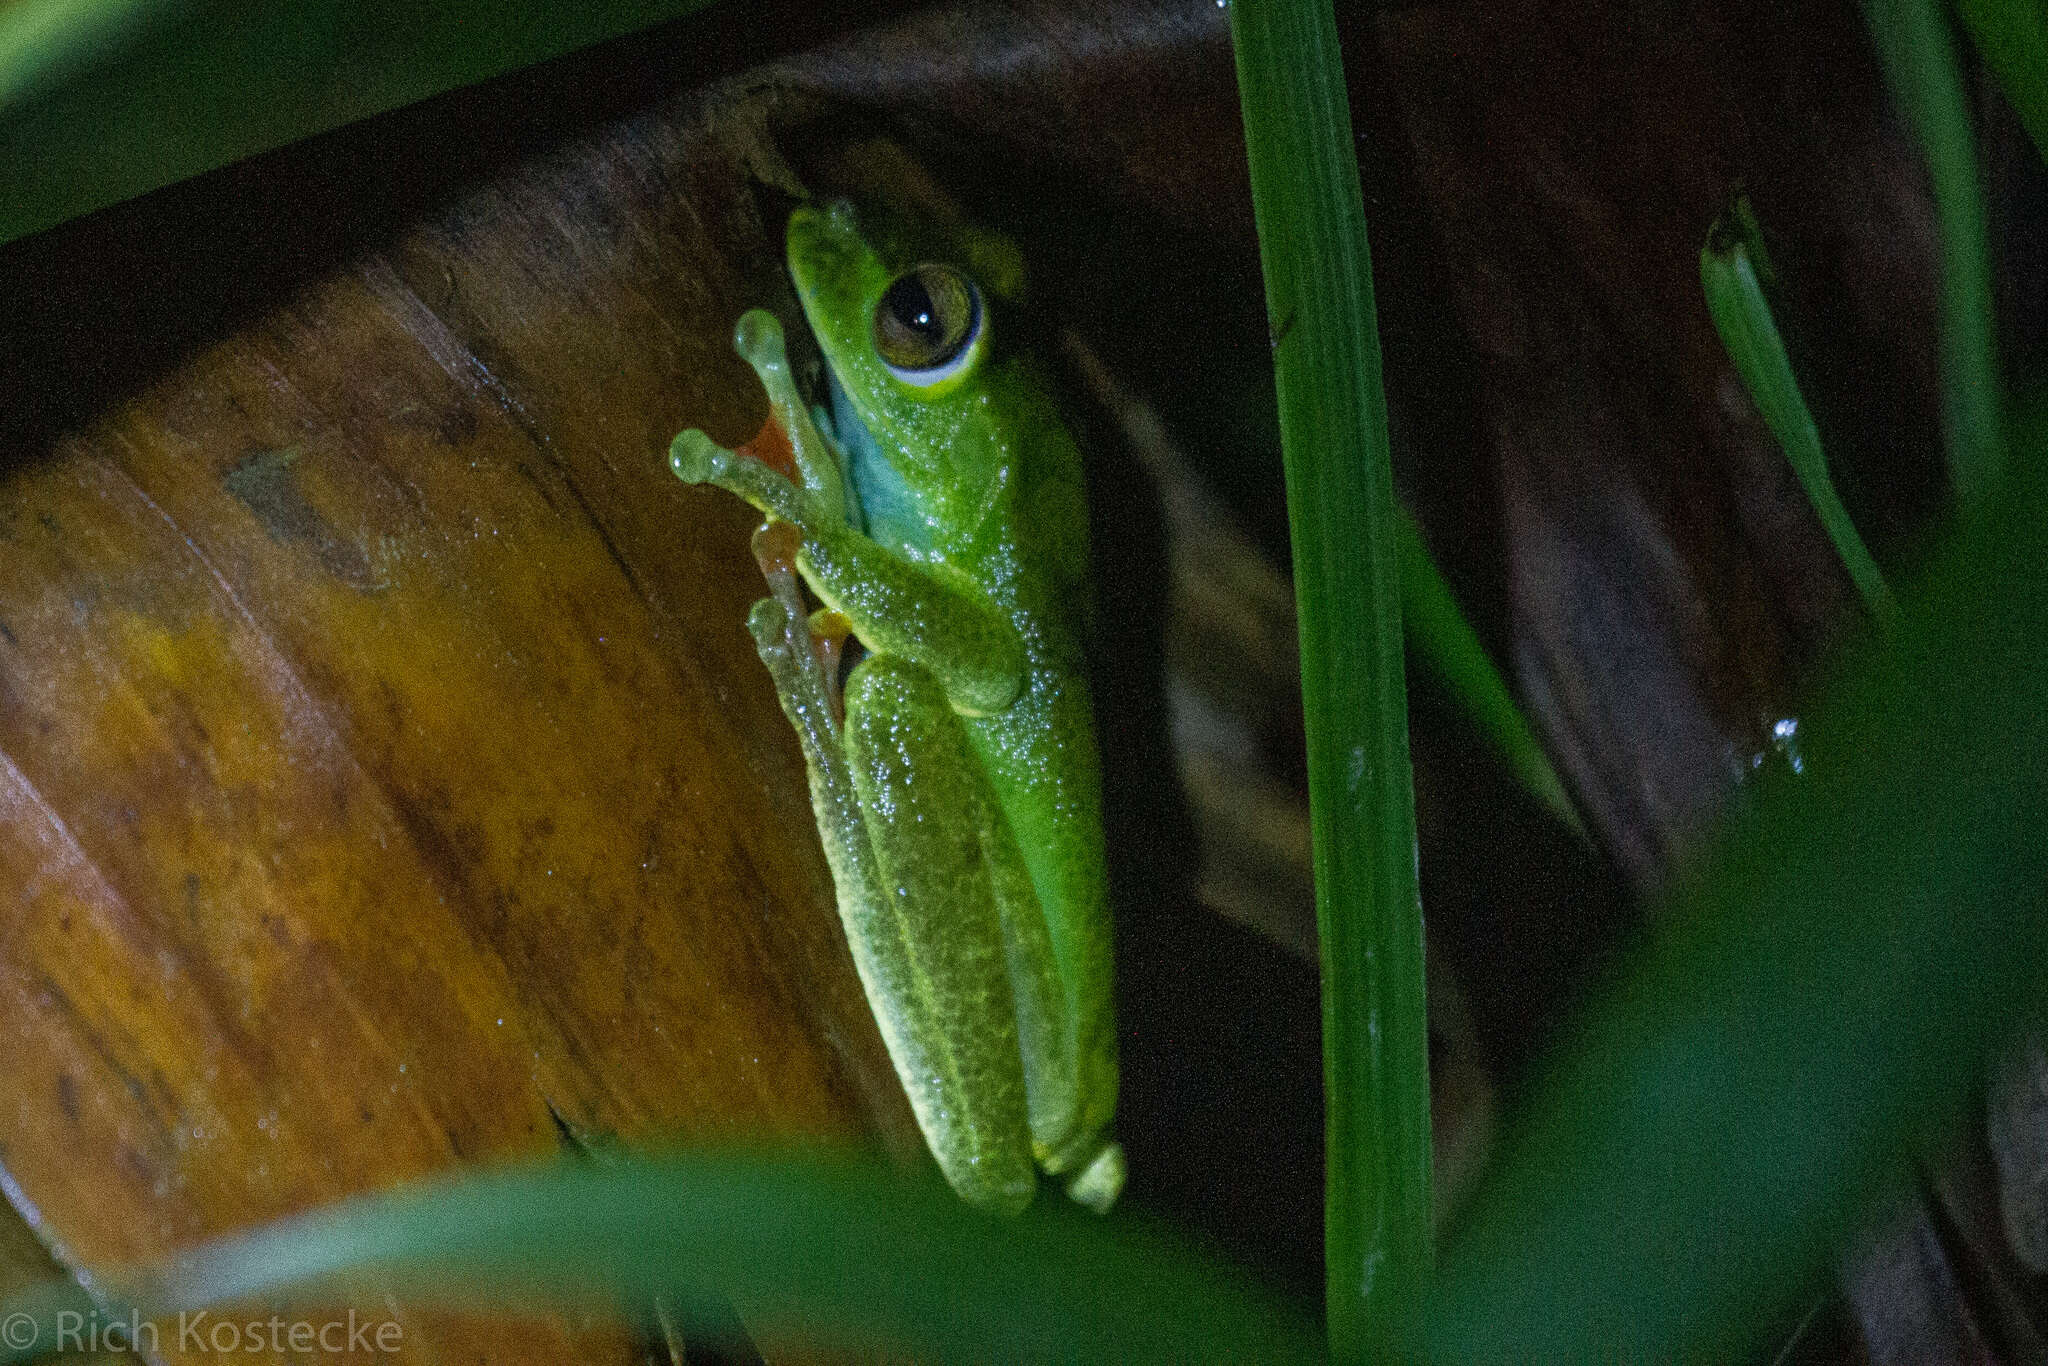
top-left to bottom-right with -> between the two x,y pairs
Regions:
785,198 -> 863,265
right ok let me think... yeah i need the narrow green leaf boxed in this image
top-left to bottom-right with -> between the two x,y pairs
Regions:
0,0 -> 718,245
1701,206 -> 1895,619
1228,0 -> 1430,1352
1953,0 -> 2048,163
1862,0 -> 2006,510
1410,416 -> 2048,1361
1396,510 -> 1584,836
1,1154 -> 1321,1366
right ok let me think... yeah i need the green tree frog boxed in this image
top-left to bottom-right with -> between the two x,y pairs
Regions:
668,193 -> 1122,1215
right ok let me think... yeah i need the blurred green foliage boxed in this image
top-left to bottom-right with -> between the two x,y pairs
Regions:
1861,0 -> 2005,511
1412,405 -> 2048,1361
0,0 -> 714,244
1954,0 -> 2048,160
4,1154 -> 1322,1366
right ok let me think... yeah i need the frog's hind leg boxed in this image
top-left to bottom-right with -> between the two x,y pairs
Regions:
743,528 -> 876,938
741,540 -> 1014,1214
748,555 -> 1038,1213
842,654 -> 1083,1202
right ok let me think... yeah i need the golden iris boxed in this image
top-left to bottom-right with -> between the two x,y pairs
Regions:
872,265 -> 981,376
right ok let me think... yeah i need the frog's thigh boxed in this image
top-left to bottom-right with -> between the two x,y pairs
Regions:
846,657 -> 1084,1166
842,653 -> 1039,1212
801,531 -> 1026,715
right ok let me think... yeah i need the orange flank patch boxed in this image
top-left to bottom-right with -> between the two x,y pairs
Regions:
736,415 -> 798,481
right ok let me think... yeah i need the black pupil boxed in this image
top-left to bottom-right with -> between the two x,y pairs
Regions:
886,275 -> 945,343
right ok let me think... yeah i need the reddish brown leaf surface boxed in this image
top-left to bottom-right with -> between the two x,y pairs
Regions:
0,32 -> 928,1365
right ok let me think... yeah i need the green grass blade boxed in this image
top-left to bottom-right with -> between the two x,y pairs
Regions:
1862,0 -> 2006,510
1396,510 -> 1584,836
1701,209 -> 1895,619
1409,414 -> 2048,1362
0,0 -> 718,246
0,1154 -> 1321,1366
1953,0 -> 2048,162
1228,0 -> 1430,1352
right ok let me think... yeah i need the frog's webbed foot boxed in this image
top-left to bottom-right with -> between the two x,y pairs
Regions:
745,527 -> 857,811
750,520 -> 853,721
669,426 -> 809,529
669,309 -> 853,536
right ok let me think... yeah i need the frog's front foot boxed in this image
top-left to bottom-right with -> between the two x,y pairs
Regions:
668,428 -> 737,488
668,425 -> 808,530
669,309 -> 798,497
670,305 -> 855,539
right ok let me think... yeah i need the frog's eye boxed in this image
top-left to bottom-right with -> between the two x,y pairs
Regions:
872,264 -> 983,386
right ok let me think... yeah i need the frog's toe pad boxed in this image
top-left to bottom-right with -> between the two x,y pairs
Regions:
1062,1140 -> 1126,1214
668,429 -> 733,486
746,595 -> 796,649
733,308 -> 788,375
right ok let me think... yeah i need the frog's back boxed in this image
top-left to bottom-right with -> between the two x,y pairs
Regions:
999,357 -> 1095,656
957,355 -> 1115,1155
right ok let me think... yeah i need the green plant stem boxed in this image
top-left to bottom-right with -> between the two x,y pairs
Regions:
1228,0 -> 1430,1353
1700,232 -> 1895,619
1862,0 -> 2006,511
1396,510 -> 1584,835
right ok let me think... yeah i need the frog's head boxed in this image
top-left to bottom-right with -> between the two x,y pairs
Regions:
785,196 -> 1030,538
